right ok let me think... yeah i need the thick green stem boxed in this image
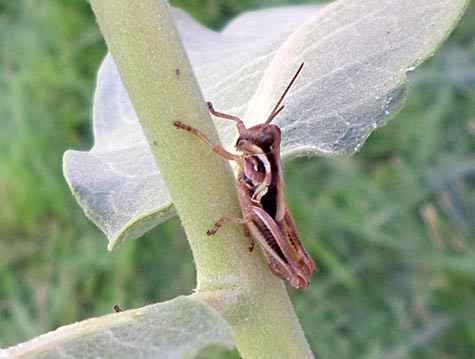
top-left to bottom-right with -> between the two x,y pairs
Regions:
89,1 -> 314,357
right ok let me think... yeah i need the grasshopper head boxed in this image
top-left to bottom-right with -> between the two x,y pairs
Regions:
235,124 -> 281,155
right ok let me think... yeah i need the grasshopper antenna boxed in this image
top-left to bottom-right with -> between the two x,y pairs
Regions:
265,62 -> 304,124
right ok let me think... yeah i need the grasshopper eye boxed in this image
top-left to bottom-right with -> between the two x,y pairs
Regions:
260,132 -> 274,146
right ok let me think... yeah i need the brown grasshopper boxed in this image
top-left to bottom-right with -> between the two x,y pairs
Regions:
174,63 -> 316,288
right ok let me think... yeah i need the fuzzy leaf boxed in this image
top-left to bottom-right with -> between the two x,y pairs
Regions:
0,297 -> 234,359
63,5 -> 322,248
63,1 -> 468,248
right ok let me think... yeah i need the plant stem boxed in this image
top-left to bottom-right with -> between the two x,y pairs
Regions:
89,1 -> 314,357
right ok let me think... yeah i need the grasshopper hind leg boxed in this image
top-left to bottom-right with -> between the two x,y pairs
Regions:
243,225 -> 255,252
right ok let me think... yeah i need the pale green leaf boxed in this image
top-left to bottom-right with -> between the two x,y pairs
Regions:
63,1 -> 468,248
63,5 -> 322,248
0,297 -> 234,359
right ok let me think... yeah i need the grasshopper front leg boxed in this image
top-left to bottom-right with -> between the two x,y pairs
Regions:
174,121 -> 253,249
173,121 -> 241,162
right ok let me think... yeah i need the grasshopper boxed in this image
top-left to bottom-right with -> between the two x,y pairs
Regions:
174,63 -> 316,288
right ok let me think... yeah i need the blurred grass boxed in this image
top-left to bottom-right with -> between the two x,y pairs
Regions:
0,0 -> 474,358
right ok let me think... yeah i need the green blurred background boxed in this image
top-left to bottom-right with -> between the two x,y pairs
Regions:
1,1 -> 474,357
